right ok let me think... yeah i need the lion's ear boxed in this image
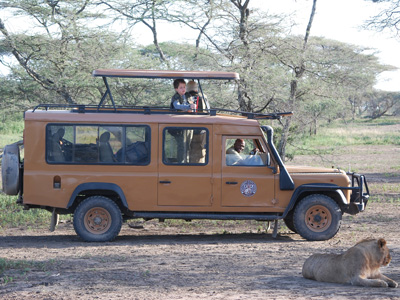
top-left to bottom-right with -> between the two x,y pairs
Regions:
378,238 -> 386,248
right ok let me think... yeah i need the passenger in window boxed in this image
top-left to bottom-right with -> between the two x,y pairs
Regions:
185,80 -> 208,112
170,79 -> 196,112
226,139 -> 261,166
99,132 -> 115,162
189,129 -> 207,163
49,128 -> 66,162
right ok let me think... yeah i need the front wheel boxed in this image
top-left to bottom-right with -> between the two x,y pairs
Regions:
293,194 -> 342,241
73,196 -> 122,242
283,210 -> 297,233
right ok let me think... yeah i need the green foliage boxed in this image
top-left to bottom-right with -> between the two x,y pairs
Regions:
0,194 -> 53,229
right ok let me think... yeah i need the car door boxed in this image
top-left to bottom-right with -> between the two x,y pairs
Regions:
221,136 -> 275,207
158,124 -> 213,206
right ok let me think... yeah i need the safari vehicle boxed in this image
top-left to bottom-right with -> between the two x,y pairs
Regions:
1,69 -> 369,242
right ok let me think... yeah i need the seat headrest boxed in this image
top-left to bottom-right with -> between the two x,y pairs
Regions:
100,132 -> 111,142
53,128 -> 65,139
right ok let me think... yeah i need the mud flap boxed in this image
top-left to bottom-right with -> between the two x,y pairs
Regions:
50,208 -> 59,232
272,219 -> 279,238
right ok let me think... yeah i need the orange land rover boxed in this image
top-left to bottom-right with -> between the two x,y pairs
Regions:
1,69 -> 369,242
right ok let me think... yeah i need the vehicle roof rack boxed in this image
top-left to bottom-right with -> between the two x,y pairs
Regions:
31,103 -> 292,120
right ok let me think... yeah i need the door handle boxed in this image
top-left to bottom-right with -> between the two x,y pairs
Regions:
159,180 -> 171,184
226,181 -> 238,185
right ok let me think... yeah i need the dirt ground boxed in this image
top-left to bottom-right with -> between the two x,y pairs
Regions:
0,202 -> 399,300
1,144 -> 400,299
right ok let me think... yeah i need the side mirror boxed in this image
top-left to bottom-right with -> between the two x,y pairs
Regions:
266,153 -> 271,166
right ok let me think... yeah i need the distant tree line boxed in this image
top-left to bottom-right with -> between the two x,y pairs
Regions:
0,0 -> 399,159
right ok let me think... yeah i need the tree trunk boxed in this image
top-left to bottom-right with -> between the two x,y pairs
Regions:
230,0 -> 252,111
277,0 -> 317,160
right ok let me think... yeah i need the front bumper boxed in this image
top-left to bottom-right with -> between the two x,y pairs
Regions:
345,172 -> 370,215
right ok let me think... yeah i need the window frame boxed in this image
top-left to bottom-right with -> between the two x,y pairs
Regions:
162,126 -> 209,166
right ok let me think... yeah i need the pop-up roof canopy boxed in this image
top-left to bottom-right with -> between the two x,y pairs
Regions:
92,69 -> 240,80
83,69 -> 292,120
93,69 -> 240,109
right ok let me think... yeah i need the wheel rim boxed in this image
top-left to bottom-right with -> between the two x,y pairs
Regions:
84,207 -> 112,234
305,205 -> 332,232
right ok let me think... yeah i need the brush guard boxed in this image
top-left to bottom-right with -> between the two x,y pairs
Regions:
345,173 -> 370,215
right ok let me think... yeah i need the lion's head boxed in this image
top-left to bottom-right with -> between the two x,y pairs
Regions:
356,238 -> 392,267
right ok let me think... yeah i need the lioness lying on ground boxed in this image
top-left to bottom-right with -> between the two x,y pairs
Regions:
302,238 -> 398,288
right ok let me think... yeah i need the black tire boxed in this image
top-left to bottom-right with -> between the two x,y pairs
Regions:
283,210 -> 297,233
1,143 -> 21,195
73,196 -> 122,242
293,194 -> 342,241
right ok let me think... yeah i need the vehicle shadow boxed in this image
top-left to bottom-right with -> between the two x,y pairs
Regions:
0,231 -> 301,249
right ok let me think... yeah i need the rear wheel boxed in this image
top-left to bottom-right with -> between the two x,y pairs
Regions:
73,196 -> 122,242
293,194 -> 342,241
1,143 -> 21,195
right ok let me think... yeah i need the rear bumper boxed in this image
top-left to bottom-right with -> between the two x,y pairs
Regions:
345,172 -> 370,215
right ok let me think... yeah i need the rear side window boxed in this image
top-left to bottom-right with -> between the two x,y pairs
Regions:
163,127 -> 208,165
46,124 -> 150,165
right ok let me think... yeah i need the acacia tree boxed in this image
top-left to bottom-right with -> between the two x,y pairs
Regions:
363,90 -> 400,118
365,0 -> 400,37
0,0 -> 134,105
98,0 -> 170,65
98,0 -> 217,67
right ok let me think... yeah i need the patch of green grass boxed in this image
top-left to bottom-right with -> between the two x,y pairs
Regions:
368,182 -> 400,194
0,134 -> 24,148
289,117 -> 400,156
0,257 -> 55,274
0,194 -> 51,229
369,194 -> 400,204
356,116 -> 400,126
0,258 -> 58,285
0,114 -> 24,148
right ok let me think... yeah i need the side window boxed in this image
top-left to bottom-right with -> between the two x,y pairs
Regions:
46,124 -> 150,165
225,138 -> 268,166
75,126 -> 100,163
47,125 -> 72,162
163,127 -> 208,165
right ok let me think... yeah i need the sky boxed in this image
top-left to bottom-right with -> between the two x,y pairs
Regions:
1,0 -> 399,92
255,0 -> 400,92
